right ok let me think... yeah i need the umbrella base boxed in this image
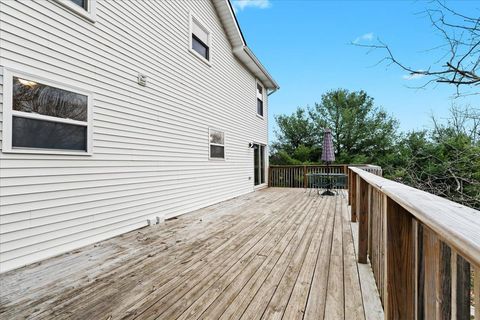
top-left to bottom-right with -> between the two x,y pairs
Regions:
321,190 -> 335,196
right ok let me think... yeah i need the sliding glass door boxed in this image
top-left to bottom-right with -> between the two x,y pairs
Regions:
253,144 -> 265,186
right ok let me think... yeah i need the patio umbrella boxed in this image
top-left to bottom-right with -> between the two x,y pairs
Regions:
321,128 -> 335,196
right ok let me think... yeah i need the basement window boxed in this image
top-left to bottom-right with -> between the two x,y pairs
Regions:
209,129 -> 225,159
2,69 -> 93,155
190,13 -> 211,63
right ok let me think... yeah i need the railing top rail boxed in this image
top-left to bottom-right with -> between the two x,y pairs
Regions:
269,164 -> 347,167
269,164 -> 375,167
349,166 -> 480,266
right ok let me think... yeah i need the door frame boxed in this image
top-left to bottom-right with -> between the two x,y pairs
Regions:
253,143 -> 267,189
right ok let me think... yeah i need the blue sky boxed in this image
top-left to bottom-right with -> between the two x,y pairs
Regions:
231,0 -> 480,139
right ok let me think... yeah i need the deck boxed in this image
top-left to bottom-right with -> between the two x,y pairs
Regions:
0,188 -> 383,320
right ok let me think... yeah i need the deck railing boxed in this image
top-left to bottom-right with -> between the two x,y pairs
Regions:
348,166 -> 480,320
268,164 -> 382,188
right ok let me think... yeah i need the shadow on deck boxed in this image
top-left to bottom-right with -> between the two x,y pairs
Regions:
0,188 -> 383,320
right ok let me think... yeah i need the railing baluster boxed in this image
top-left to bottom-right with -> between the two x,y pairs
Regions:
456,255 -> 471,320
358,177 -> 369,264
474,267 -> 479,320
450,251 -> 457,320
385,197 -> 415,319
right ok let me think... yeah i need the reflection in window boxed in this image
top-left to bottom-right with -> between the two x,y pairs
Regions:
209,129 -> 225,159
13,77 -> 88,121
10,75 -> 90,152
192,35 -> 209,60
70,0 -> 88,10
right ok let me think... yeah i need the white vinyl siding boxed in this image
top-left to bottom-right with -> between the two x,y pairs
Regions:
0,0 -> 269,272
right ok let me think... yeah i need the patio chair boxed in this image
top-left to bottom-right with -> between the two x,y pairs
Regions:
332,175 -> 347,198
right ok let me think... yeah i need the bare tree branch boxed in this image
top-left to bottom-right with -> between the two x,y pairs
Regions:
353,1 -> 480,96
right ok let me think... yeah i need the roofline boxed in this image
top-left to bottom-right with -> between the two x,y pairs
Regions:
243,46 -> 279,90
212,0 -> 279,91
226,0 -> 247,46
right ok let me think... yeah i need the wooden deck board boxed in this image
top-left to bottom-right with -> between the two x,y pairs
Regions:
0,188 -> 381,320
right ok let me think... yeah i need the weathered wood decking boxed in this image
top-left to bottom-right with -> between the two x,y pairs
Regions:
0,188 -> 382,320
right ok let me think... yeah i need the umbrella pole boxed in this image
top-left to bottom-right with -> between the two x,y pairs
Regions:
321,161 -> 335,196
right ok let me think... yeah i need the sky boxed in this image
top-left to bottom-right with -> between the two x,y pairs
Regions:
231,0 -> 480,140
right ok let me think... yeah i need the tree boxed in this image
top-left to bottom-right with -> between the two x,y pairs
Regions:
309,89 -> 399,166
390,105 -> 480,209
271,108 -> 320,163
355,1 -> 480,95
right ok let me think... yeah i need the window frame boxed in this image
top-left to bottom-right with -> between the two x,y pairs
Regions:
256,80 -> 265,118
208,128 -> 225,160
189,12 -> 212,66
52,0 -> 97,23
2,68 -> 94,155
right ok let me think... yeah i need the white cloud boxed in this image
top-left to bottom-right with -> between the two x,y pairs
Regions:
402,72 -> 426,80
353,32 -> 375,44
232,0 -> 272,11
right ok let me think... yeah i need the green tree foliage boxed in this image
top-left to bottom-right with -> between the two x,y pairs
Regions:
309,89 -> 398,166
270,108 -> 320,164
270,89 -> 398,167
270,93 -> 479,209
390,106 -> 480,209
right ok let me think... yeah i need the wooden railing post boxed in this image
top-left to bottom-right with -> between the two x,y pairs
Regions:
268,166 -> 272,187
348,169 -> 351,205
303,165 -> 307,188
385,197 -> 415,320
350,171 -> 357,222
357,177 -> 369,264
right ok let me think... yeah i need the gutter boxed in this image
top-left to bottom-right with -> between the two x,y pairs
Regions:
232,45 -> 280,92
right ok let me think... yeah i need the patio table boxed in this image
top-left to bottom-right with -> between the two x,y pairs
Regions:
306,173 -> 347,195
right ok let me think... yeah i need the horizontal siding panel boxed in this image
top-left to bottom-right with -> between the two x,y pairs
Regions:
1,184 -> 251,257
0,0 -> 269,272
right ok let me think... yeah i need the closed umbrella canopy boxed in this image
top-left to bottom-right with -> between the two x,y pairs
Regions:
321,128 -> 335,163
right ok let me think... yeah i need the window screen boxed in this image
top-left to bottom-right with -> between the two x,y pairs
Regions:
12,117 -> 87,151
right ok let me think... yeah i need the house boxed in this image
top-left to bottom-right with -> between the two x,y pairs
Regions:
0,0 -> 279,273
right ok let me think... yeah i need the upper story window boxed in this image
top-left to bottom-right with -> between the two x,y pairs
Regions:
52,0 -> 96,22
70,0 -> 88,10
190,13 -> 211,63
209,129 -> 225,159
2,69 -> 93,155
257,82 -> 264,117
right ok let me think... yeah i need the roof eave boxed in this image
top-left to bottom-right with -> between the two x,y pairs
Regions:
212,0 -> 279,91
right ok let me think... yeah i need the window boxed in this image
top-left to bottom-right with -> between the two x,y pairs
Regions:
257,83 -> 264,117
52,0 -> 96,22
190,14 -> 211,63
2,69 -> 93,154
209,129 -> 225,159
70,0 -> 88,10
